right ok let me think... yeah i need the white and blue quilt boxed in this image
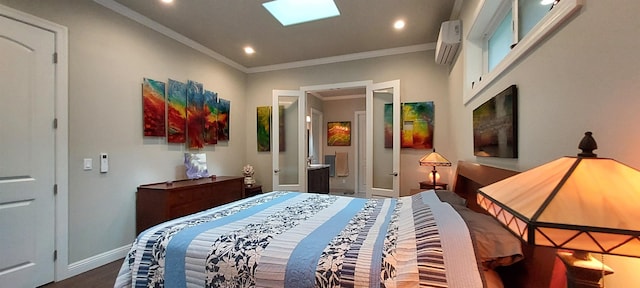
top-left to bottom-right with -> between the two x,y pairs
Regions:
115,191 -> 484,288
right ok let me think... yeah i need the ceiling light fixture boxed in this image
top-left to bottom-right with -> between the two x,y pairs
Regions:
262,0 -> 340,26
160,0 -> 174,4
394,20 -> 405,30
244,46 -> 255,55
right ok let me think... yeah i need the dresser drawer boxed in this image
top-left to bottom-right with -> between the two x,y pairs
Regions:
136,176 -> 244,234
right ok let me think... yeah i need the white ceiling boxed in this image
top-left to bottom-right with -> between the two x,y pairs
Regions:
102,0 -> 461,72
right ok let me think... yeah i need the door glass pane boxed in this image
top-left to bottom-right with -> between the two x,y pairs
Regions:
278,95 -> 299,185
372,88 -> 393,190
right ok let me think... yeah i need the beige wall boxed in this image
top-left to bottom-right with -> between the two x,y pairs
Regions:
0,0 -> 247,263
450,0 -> 640,285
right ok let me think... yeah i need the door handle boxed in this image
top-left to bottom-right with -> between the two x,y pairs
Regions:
389,172 -> 398,176
274,169 -> 280,173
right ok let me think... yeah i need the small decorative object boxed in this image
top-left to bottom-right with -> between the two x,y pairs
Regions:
327,121 -> 351,146
473,85 -> 518,158
184,152 -> 208,179
242,164 -> 255,185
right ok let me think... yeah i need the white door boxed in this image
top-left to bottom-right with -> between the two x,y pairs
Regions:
0,14 -> 56,287
355,111 -> 366,194
272,90 -> 305,192
366,80 -> 400,198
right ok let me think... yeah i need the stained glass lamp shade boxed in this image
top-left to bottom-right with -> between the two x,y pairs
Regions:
419,149 -> 451,188
478,132 -> 640,287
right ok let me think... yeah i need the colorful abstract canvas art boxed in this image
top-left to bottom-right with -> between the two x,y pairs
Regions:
217,98 -> 230,141
327,121 -> 351,146
384,102 -> 434,149
401,102 -> 434,149
256,106 -> 271,152
142,78 -> 166,137
473,85 -> 518,158
187,80 -> 205,149
167,79 -> 187,143
203,90 -> 218,145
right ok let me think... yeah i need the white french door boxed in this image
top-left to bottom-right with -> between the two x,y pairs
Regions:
366,80 -> 400,198
271,90 -> 306,192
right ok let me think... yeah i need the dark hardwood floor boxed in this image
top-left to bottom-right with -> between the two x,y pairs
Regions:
40,259 -> 122,288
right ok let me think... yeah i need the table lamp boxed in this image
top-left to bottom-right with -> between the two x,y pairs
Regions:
419,149 -> 451,189
477,132 -> 640,288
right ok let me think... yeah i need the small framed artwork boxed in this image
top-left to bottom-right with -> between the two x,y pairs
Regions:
327,121 -> 351,146
473,85 -> 518,158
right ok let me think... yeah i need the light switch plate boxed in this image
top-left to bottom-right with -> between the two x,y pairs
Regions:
83,158 -> 92,170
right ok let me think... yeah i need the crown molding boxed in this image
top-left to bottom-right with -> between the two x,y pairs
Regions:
94,0 -> 436,74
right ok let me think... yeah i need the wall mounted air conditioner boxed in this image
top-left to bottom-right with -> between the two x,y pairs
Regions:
435,20 -> 461,65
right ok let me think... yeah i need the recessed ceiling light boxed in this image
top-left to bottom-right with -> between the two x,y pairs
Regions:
263,0 -> 340,26
540,0 -> 555,5
394,20 -> 405,30
244,46 -> 255,55
160,0 -> 173,4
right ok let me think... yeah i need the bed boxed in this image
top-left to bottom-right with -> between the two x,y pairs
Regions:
115,161 -> 559,288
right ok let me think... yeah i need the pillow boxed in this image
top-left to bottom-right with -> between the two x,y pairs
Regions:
454,205 -> 524,269
434,190 -> 467,206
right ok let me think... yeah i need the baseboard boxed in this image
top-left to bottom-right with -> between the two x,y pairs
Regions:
64,244 -> 131,279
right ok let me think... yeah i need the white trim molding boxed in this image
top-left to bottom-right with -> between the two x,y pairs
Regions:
94,0 -> 435,74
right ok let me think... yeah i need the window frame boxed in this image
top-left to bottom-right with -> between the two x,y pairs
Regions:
463,0 -> 583,104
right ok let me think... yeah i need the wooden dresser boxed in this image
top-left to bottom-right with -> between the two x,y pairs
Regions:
136,176 -> 244,234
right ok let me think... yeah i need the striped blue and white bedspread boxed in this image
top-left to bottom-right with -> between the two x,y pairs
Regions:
115,191 -> 483,288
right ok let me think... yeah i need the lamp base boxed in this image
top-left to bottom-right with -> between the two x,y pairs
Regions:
557,251 -> 614,288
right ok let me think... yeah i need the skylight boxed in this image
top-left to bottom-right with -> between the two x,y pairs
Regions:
262,0 -> 340,26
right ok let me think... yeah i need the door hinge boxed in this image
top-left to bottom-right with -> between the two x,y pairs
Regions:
54,184 -> 58,195
53,52 -> 58,64
54,250 -> 58,261
53,118 -> 58,129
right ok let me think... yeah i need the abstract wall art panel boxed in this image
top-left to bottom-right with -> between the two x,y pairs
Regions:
327,121 -> 351,146
187,80 -> 205,149
142,78 -> 166,137
473,85 -> 518,158
167,79 -> 187,143
401,102 -> 434,149
217,98 -> 230,141
256,106 -> 271,152
203,90 -> 218,145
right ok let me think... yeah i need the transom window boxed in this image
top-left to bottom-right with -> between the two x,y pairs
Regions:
463,0 -> 583,104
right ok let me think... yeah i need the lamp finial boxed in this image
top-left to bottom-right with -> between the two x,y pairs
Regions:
578,131 -> 597,157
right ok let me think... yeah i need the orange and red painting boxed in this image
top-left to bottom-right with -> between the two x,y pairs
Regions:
142,78 -> 165,137
187,80 -> 205,149
327,121 -> 351,146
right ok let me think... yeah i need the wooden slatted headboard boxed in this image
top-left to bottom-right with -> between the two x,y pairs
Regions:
451,160 -> 562,288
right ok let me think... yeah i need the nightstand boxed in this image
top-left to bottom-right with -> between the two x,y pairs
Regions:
419,181 -> 447,190
244,183 -> 262,197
